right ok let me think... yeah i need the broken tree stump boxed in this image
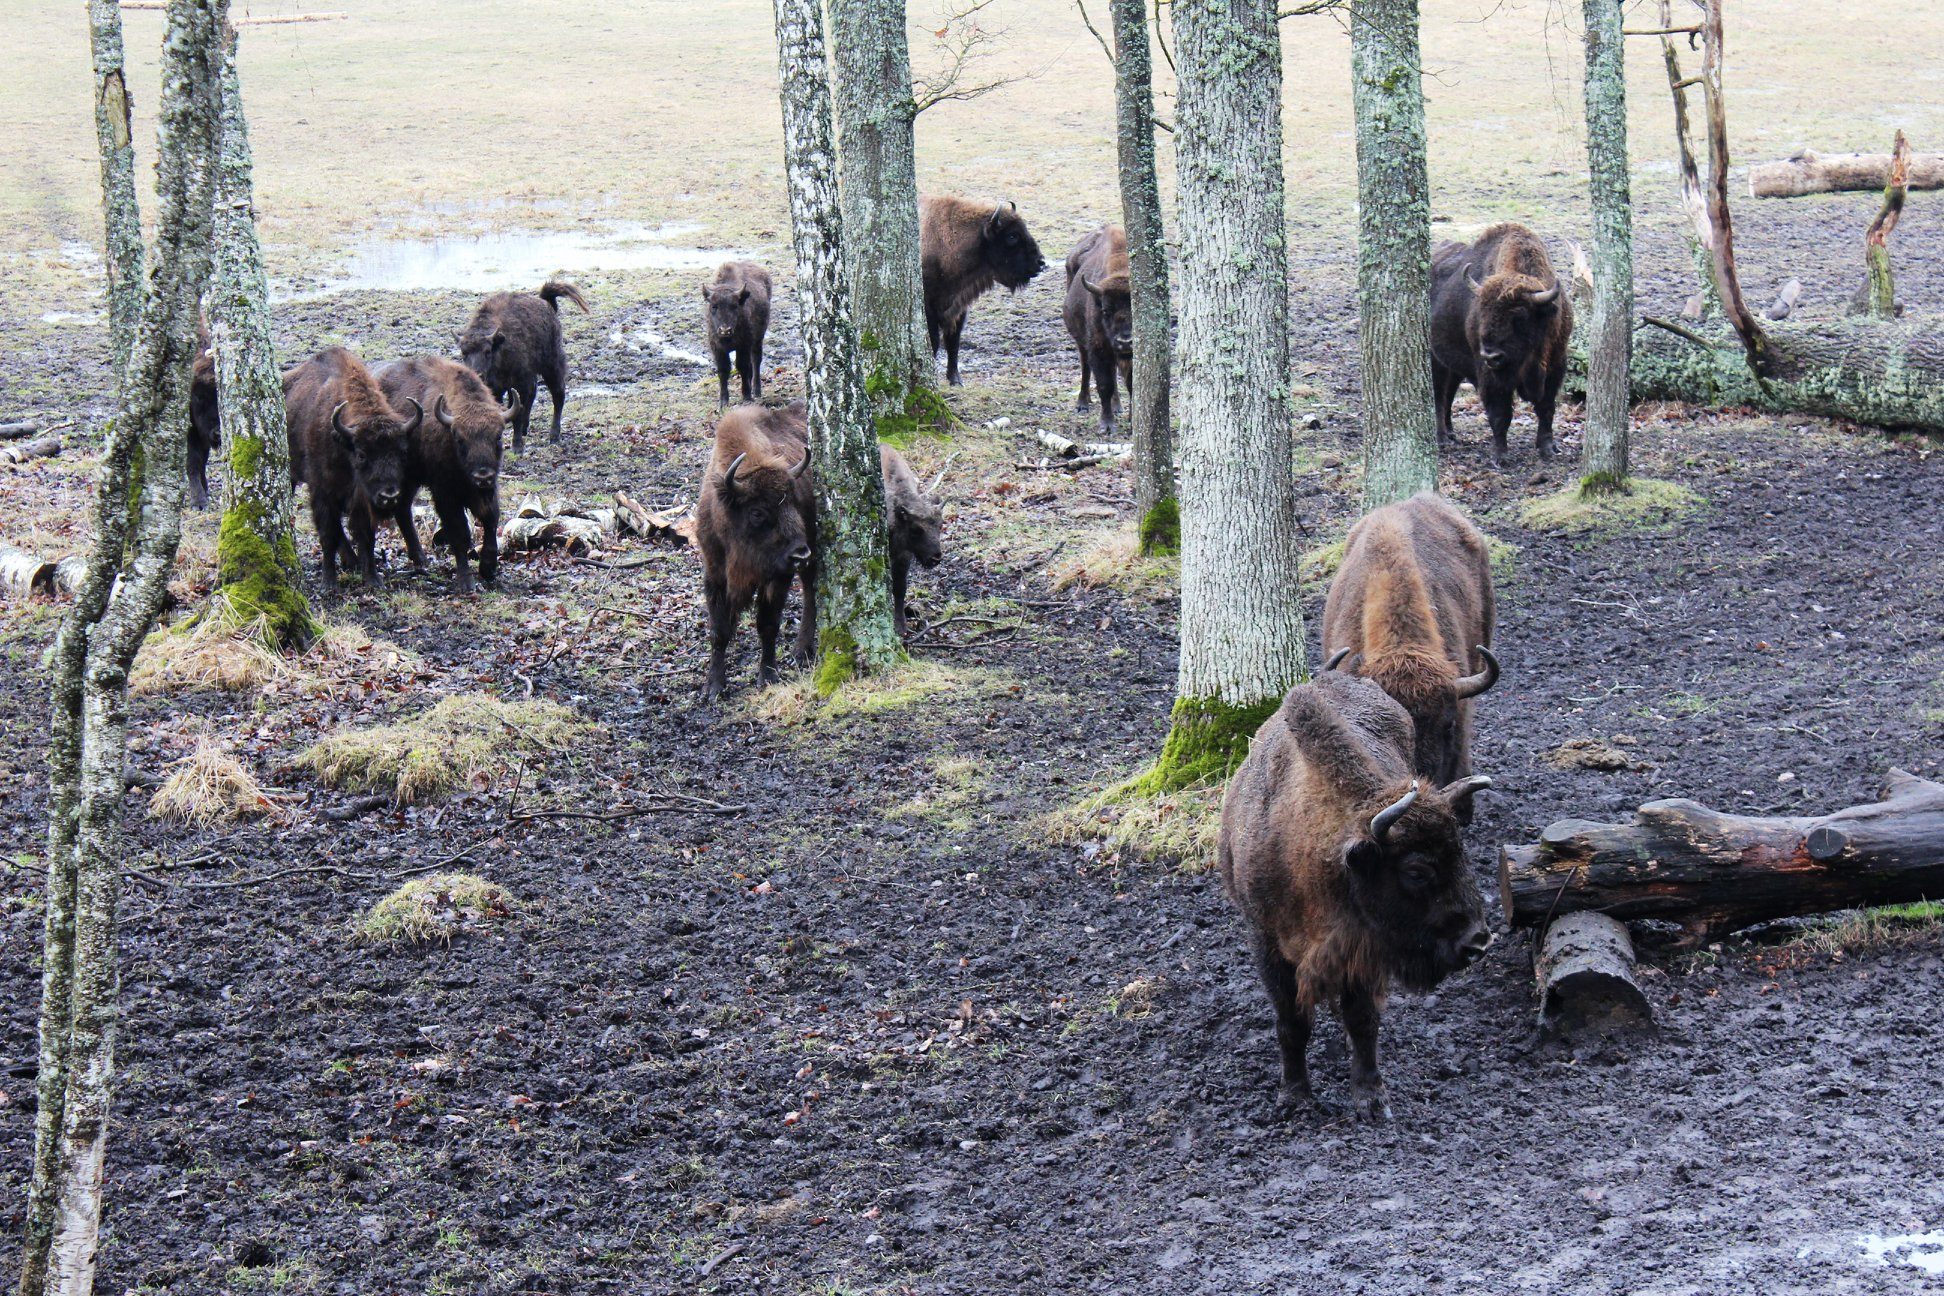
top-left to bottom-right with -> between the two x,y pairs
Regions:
1500,770 -> 1944,940
1750,149 -> 1944,198
1535,911 -> 1652,1036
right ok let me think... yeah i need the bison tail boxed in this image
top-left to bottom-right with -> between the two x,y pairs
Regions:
538,279 -> 591,314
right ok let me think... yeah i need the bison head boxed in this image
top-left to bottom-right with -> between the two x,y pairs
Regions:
981,200 -> 1046,291
435,391 -> 515,495
331,398 -> 420,513
1466,266 -> 1562,373
701,283 -> 750,350
892,482 -> 944,571
1083,271 -> 1134,360
1339,777 -> 1493,992
458,326 -> 508,391
717,450 -> 813,581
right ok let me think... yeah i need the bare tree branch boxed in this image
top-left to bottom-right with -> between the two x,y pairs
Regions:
912,0 -> 1016,115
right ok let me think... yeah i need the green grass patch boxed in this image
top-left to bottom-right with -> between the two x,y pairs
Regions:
747,660 -> 1012,726
1048,525 -> 1178,598
300,693 -> 589,804
1045,780 -> 1225,872
1518,476 -> 1701,535
358,873 -> 515,948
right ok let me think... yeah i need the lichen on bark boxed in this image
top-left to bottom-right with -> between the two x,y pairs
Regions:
1581,0 -> 1633,486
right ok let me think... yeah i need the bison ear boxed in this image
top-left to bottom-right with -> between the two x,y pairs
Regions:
700,286 -> 710,300
490,331 -> 506,351
1342,837 -> 1385,883
738,287 -> 750,304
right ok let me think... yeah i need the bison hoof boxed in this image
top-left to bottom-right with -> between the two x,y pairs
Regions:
1075,397 -> 1092,412
1536,439 -> 1558,459
1351,1084 -> 1392,1123
702,678 -> 726,703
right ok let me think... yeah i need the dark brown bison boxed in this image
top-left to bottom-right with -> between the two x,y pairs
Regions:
1220,667 -> 1492,1120
375,355 -> 518,594
1061,225 -> 1133,433
1429,223 -> 1573,465
188,332 -> 220,510
1321,491 -> 1499,812
919,196 -> 1046,386
458,279 -> 587,452
702,261 -> 772,408
695,401 -> 815,701
284,346 -> 422,589
881,445 -> 943,636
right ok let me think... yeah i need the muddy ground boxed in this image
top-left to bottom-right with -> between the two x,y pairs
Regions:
2,196 -> 1944,1296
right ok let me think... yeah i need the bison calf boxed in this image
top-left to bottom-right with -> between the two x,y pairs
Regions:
695,402 -> 816,700
1321,491 -> 1499,815
1220,668 -> 1492,1121
919,196 -> 1046,386
702,262 -> 772,408
376,356 -> 517,594
1429,222 -> 1572,465
1061,225 -> 1133,433
285,346 -> 422,590
881,446 -> 943,636
459,279 -> 587,452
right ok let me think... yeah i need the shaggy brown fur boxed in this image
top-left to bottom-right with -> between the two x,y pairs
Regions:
1321,491 -> 1498,799
702,261 -> 773,408
376,355 -> 512,594
285,347 -> 422,590
1061,224 -> 1134,433
458,278 -> 588,451
188,324 -> 219,510
880,445 -> 943,636
695,401 -> 817,700
1220,669 -> 1490,1120
1429,222 -> 1573,465
919,196 -> 1046,386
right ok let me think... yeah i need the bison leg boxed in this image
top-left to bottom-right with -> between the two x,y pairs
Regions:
186,439 -> 210,510
433,499 -> 475,594
508,382 -> 535,455
1339,983 -> 1392,1122
346,507 -> 383,588
543,371 -> 566,444
715,349 -> 732,409
890,552 -> 911,637
1481,384 -> 1516,467
737,346 -> 756,404
1094,349 -> 1119,434
942,314 -> 966,387
703,580 -> 738,702
749,338 -> 764,398
1531,370 -> 1563,459
1074,344 -> 1093,412
1432,364 -> 1461,444
793,566 -> 818,669
311,497 -> 346,592
755,579 -> 788,685
1254,942 -> 1313,1101
475,496 -> 499,586
392,501 -> 428,572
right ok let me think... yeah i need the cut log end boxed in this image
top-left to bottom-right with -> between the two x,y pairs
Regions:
1536,911 -> 1653,1038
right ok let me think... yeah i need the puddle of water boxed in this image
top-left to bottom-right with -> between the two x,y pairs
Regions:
1858,1232 -> 1944,1277
289,221 -> 746,299
610,321 -> 712,369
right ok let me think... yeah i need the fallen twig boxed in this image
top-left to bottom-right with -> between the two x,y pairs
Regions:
507,792 -> 748,825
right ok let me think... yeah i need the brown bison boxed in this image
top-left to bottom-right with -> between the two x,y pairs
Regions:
1220,667 -> 1492,1120
188,333 -> 220,510
1321,492 -> 1499,811
1429,223 -> 1572,465
1061,225 -> 1133,433
375,356 -> 518,594
284,346 -> 421,589
458,279 -> 587,452
702,261 -> 772,409
919,196 -> 1046,386
881,445 -> 943,636
696,401 -> 816,701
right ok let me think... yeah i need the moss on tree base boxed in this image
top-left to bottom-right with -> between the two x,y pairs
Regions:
215,503 -> 315,649
1137,496 -> 1180,556
1519,476 -> 1700,535
1124,694 -> 1280,796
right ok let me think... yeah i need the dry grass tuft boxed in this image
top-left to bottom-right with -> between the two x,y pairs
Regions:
147,739 -> 279,826
300,693 -> 589,805
131,614 -> 288,695
1047,526 -> 1177,598
1045,781 -> 1225,872
358,873 -> 514,947
745,660 -> 1012,726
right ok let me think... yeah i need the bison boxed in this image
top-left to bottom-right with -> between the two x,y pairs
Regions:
1429,222 -> 1573,465
188,333 -> 220,510
702,261 -> 772,408
1220,667 -> 1492,1121
284,346 -> 421,590
881,445 -> 943,636
458,278 -> 587,452
1321,491 -> 1499,812
919,196 -> 1046,386
695,401 -> 816,701
375,355 -> 518,594
1061,225 -> 1134,433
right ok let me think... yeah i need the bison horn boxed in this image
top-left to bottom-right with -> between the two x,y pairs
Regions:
1453,644 -> 1500,700
1527,281 -> 1561,306
1323,647 -> 1354,672
1464,266 -> 1482,293
434,395 -> 455,430
1369,785 -> 1419,846
790,453 -> 811,480
398,397 -> 425,436
501,387 -> 523,419
928,452 -> 957,496
1440,775 -> 1493,811
331,401 -> 352,439
722,452 -> 747,491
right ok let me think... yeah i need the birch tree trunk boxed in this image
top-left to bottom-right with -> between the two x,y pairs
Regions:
20,4 -> 218,1292
1579,0 -> 1632,490
772,0 -> 903,688
1349,0 -> 1438,509
827,0 -> 935,411
1109,0 -> 1177,554
88,0 -> 144,378
209,26 -> 312,647
1144,0 -> 1305,791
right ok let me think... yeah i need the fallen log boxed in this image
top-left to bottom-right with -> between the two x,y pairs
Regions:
1500,770 -> 1944,941
1,547 -> 56,598
1750,149 -> 1944,198
1535,911 -> 1652,1036
2,435 -> 61,463
0,419 -> 43,440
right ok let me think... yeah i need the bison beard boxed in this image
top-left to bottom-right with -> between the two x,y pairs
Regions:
702,261 -> 773,409
458,278 -> 587,452
919,196 -> 1047,386
1062,225 -> 1134,434
1220,670 -> 1491,1121
695,402 -> 816,701
284,346 -> 422,590
1429,222 -> 1572,465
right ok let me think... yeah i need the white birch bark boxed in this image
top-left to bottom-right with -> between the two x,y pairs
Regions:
1581,0 -> 1632,487
88,0 -> 144,378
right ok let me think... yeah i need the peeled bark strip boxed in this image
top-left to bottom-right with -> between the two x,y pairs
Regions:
1579,0 -> 1632,487
1695,0 -> 1772,376
1499,770 -> 1944,940
1536,911 -> 1652,1036
1349,0 -> 1438,508
828,0 -> 933,399
1108,0 -> 1176,550
1658,0 -> 1719,318
1861,131 -> 1910,320
1750,149 -> 1944,198
772,0 -> 902,685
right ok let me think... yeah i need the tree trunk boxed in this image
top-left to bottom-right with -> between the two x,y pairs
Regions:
771,0 -> 903,689
1535,911 -> 1651,1036
1657,0 -> 1718,319
1147,0 -> 1305,790
1349,0 -> 1437,509
828,0 -> 934,415
1695,0 -> 1773,376
21,4 -> 218,1293
1861,131 -> 1910,320
1749,149 -> 1944,198
1499,770 -> 1944,942
1579,0 -> 1632,489
88,0 -> 144,378
208,25 -> 312,647
1108,0 -> 1176,553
